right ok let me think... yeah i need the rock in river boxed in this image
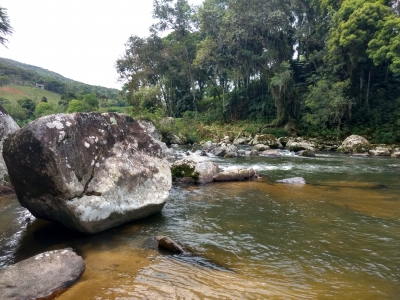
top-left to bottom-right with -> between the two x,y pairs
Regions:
0,105 -> 19,191
276,177 -> 306,184
171,156 -> 219,184
338,135 -> 371,153
213,167 -> 257,181
3,113 -> 172,234
0,248 -> 85,300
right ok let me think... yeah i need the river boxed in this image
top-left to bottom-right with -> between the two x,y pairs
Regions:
0,150 -> 399,299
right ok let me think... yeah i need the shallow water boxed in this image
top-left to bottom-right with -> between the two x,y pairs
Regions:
1,152 -> 399,299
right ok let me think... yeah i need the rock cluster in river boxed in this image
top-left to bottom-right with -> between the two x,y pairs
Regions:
3,113 -> 172,234
0,105 -> 20,192
0,248 -> 85,300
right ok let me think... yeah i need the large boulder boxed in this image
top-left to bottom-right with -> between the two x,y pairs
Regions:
3,113 -> 172,234
338,135 -> 371,153
137,119 -> 174,159
171,156 -> 219,184
0,105 -> 20,190
0,248 -> 85,300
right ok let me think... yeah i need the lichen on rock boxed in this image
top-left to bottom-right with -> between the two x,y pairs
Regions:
3,113 -> 172,233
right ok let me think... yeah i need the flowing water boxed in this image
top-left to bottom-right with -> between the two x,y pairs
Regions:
0,151 -> 399,299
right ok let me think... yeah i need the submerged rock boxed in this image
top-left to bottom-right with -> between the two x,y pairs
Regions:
156,236 -> 185,254
0,248 -> 85,300
213,167 -> 257,181
0,105 -> 19,191
351,153 -> 369,158
338,135 -> 371,153
171,156 -> 219,184
259,149 -> 281,156
298,150 -> 316,157
276,177 -> 306,184
3,113 -> 172,234
245,150 -> 259,156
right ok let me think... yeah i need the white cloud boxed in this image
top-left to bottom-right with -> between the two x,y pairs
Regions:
0,0 -> 202,90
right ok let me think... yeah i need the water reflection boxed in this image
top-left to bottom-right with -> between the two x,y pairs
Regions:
0,152 -> 400,299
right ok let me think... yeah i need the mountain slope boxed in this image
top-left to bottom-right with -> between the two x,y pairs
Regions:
0,57 -> 119,99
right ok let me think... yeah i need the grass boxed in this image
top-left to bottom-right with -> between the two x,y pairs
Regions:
0,85 -> 61,107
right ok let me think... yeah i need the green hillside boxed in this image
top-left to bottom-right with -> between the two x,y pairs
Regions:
0,57 -> 119,99
0,85 -> 61,106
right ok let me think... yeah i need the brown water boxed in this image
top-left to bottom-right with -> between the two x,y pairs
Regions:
1,151 -> 399,299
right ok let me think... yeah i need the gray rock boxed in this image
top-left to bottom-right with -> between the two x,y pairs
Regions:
171,156 -> 219,184
199,150 -> 208,157
156,236 -> 185,254
368,146 -> 391,156
3,113 -> 171,234
212,143 -> 238,157
0,105 -> 20,188
286,138 -> 317,152
259,149 -> 281,156
250,134 -> 280,148
252,144 -> 270,151
276,177 -> 306,184
166,133 -> 184,145
391,148 -> 400,158
213,167 -> 256,181
0,248 -> 85,300
298,150 -> 316,157
138,119 -> 174,159
245,150 -> 259,156
338,135 -> 371,153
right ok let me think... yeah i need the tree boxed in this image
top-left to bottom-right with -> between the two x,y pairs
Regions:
0,6 -> 13,47
17,98 -> 36,118
67,100 -> 84,113
35,102 -> 54,118
368,13 -> 400,74
305,79 -> 353,130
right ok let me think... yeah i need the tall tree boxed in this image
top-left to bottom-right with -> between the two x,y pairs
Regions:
0,6 -> 13,47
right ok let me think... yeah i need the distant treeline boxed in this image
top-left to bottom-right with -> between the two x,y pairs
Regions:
116,0 -> 400,143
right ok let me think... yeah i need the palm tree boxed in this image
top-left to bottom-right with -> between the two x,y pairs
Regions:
0,6 -> 13,47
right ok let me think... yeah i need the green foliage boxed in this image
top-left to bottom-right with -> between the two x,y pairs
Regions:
17,98 -> 36,118
305,79 -> 353,129
67,100 -> 84,113
114,0 -> 400,141
0,6 -> 13,47
368,13 -> 400,73
171,164 -> 199,180
35,102 -> 54,118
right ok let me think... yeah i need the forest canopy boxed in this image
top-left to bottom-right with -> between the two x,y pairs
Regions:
116,0 -> 400,142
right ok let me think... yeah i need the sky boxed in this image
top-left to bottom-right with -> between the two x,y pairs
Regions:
0,0 -> 202,90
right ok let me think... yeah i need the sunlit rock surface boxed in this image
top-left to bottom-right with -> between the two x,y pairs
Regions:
171,156 -> 219,184
0,105 -> 20,191
3,113 -> 172,233
338,135 -> 371,153
0,248 -> 84,300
